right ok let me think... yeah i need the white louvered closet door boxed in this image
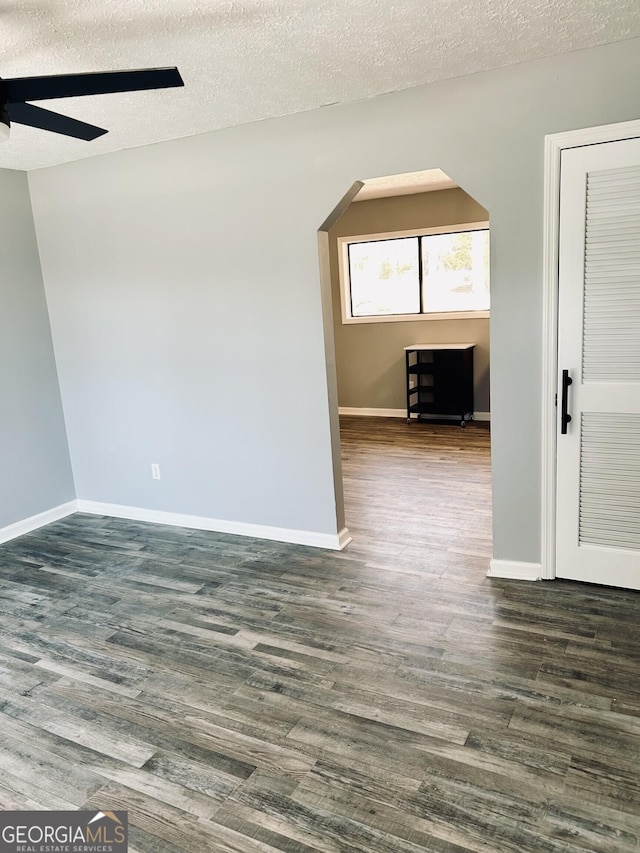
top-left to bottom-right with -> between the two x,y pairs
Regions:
556,137 -> 640,589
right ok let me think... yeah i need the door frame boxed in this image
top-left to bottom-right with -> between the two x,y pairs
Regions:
540,118 -> 640,580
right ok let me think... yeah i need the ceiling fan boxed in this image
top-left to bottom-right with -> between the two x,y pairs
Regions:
0,67 -> 184,142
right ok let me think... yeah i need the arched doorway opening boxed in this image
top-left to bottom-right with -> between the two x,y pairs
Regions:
318,169 -> 492,571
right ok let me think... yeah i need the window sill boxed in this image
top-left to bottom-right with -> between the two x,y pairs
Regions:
342,310 -> 490,325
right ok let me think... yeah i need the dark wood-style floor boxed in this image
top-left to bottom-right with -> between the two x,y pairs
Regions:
0,417 -> 639,852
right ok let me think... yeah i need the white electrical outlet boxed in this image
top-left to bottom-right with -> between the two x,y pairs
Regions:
151,463 -> 161,480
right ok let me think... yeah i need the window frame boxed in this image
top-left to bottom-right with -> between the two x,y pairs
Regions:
337,221 -> 490,324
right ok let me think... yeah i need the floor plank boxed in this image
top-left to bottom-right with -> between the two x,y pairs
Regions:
0,417 -> 639,851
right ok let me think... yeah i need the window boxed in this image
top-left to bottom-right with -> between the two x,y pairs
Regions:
339,222 -> 490,323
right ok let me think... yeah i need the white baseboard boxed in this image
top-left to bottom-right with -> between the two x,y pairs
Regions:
339,407 -> 490,422
339,407 -> 407,418
487,559 -> 543,581
338,527 -> 353,549
76,500 -> 350,551
0,500 -> 77,545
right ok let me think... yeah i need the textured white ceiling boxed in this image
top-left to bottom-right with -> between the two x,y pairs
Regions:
1,0 -> 639,171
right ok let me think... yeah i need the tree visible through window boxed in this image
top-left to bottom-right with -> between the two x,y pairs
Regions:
346,227 -> 489,318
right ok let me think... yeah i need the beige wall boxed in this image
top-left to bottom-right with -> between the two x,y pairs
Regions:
329,188 -> 490,414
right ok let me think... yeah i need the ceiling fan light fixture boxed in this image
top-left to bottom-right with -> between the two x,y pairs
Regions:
0,67 -> 183,143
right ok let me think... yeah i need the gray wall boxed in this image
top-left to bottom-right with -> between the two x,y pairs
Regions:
329,188 -> 490,412
28,142 -> 340,535
28,38 -> 640,559
0,170 -> 74,528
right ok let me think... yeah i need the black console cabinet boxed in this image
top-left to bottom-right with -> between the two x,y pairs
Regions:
405,343 -> 475,426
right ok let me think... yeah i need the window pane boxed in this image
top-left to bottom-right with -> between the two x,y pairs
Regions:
421,229 -> 490,313
349,237 -> 420,317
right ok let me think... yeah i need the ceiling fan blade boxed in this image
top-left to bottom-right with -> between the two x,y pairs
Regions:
9,102 -> 108,140
6,67 -> 184,104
